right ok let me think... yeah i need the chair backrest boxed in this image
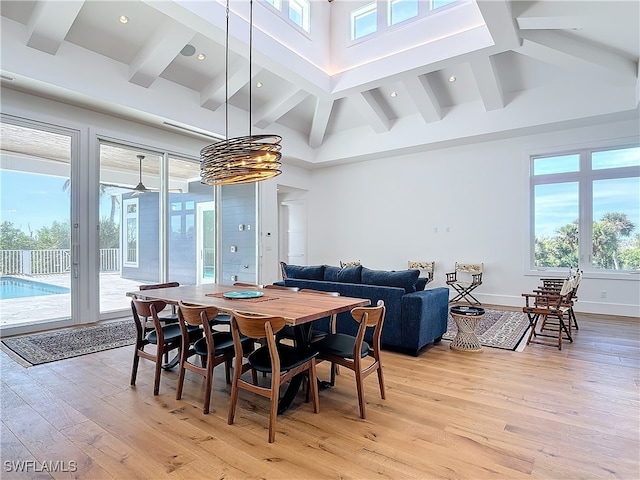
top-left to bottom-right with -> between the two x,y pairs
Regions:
231,311 -> 287,339
455,263 -> 483,274
350,300 -> 386,353
178,301 -> 219,327
408,261 -> 434,273
131,297 -> 166,319
264,284 -> 300,292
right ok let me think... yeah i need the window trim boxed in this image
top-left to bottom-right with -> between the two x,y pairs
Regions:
526,139 -> 640,281
122,197 -> 139,268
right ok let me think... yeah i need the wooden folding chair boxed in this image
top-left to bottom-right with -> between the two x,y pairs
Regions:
446,263 -> 483,305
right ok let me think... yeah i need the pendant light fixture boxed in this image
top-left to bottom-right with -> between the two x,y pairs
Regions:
200,0 -> 282,186
133,155 -> 150,193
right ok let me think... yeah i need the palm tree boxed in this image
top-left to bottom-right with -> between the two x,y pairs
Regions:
62,179 -> 120,222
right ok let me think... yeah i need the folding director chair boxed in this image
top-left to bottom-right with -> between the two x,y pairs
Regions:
445,263 -> 483,305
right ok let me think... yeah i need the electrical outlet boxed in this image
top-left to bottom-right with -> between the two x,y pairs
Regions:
231,275 -> 237,282
230,245 -> 237,253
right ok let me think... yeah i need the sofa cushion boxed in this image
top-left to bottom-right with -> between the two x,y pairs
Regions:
323,265 -> 341,282
281,263 -> 325,280
361,267 -> 420,293
336,265 -> 362,283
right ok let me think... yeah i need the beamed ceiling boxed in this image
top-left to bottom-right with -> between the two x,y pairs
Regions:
0,0 -> 638,168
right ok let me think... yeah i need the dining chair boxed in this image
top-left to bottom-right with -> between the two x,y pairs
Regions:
176,302 -> 238,414
314,300 -> 386,419
522,278 -> 574,350
130,297 -> 202,395
227,310 -> 320,443
138,282 -> 180,325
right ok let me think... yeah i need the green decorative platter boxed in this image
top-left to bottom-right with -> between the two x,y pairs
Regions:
223,291 -> 264,299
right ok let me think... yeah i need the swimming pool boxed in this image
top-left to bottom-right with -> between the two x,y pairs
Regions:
0,277 -> 70,300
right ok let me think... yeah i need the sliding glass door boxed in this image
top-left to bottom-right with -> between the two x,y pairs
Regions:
0,118 -> 76,332
98,142 -> 215,317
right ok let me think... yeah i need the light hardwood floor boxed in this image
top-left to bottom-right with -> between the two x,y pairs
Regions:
1,311 -> 638,479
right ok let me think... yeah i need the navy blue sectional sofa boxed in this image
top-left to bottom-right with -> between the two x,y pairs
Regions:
276,263 -> 449,356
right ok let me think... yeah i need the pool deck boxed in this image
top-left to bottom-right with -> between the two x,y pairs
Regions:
0,273 -> 142,330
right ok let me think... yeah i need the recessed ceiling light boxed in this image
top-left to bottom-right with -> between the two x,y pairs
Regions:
256,82 -> 263,88
448,76 -> 457,83
197,53 -> 206,61
119,15 -> 129,24
390,91 -> 398,98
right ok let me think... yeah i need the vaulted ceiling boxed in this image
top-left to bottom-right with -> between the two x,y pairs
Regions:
1,0 -> 638,168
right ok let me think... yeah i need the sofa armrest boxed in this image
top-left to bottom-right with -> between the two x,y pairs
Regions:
401,287 -> 449,355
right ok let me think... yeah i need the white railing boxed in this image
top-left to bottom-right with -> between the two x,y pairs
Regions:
0,249 -> 120,275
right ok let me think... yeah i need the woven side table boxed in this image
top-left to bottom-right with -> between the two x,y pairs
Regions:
449,306 -> 485,352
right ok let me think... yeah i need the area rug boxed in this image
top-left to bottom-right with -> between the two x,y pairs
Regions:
1,320 -> 135,367
442,309 -> 530,351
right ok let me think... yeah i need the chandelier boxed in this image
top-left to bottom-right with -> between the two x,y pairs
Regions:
200,0 -> 282,186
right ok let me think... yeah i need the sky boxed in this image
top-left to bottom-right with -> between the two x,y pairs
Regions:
0,171 -> 116,234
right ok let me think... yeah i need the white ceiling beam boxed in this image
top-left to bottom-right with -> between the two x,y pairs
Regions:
475,0 -> 520,49
129,20 -> 195,88
350,91 -> 391,133
309,99 -> 334,148
469,56 -> 504,111
519,30 -> 637,79
402,75 -> 442,123
26,0 -> 84,55
254,89 -> 309,129
516,0 -> 599,30
200,61 -> 250,111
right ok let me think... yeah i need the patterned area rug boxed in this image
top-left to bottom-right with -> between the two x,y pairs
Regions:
1,320 -> 135,366
443,309 -> 530,351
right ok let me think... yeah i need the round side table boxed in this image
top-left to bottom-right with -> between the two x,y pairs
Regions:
449,306 -> 485,352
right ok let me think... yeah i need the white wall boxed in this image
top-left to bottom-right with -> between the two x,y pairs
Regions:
300,118 -> 640,317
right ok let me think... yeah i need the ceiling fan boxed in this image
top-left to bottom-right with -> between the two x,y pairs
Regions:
101,155 -> 182,194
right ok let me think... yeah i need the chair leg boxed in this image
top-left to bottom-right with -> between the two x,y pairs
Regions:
308,361 -> 320,414
227,364 -> 241,426
175,354 -> 186,401
130,349 -> 140,386
203,359 -> 213,415
268,375 -> 280,443
377,365 -> 386,400
153,348 -> 163,395
355,372 -> 366,419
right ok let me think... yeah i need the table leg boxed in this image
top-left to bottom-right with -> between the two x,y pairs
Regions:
277,323 -> 313,414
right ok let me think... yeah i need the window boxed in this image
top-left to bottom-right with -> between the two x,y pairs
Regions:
263,0 -> 309,33
123,198 -> 139,267
352,2 -> 377,40
531,145 -> 640,272
389,0 -> 418,26
289,0 -> 310,31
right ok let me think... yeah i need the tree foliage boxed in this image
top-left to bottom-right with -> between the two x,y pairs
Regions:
535,212 -> 640,270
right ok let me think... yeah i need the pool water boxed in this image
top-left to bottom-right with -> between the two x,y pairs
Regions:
0,277 -> 70,300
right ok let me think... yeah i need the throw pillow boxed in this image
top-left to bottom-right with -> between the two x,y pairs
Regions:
361,267 -> 420,293
340,260 -> 361,268
336,265 -> 362,283
323,265 -> 341,282
281,263 -> 325,280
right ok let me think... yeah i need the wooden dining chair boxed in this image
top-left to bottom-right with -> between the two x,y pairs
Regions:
139,282 -> 180,325
130,297 -> 202,395
176,302 -> 238,414
227,310 -> 320,443
314,300 -> 386,419
522,278 -> 574,350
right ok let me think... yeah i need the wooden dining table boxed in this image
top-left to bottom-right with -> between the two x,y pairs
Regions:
127,283 -> 370,412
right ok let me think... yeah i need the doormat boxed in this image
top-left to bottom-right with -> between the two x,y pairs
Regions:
443,309 -> 530,351
1,320 -> 135,367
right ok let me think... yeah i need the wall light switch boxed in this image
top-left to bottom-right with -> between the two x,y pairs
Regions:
230,245 -> 237,253
238,224 -> 244,231
231,275 -> 237,282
